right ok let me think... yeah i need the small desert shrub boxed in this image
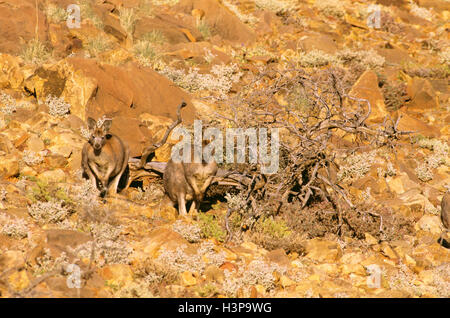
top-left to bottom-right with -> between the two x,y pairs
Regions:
28,200 -> 71,224
386,162 -> 397,177
0,92 -> 17,115
172,220 -> 202,243
133,183 -> 164,202
314,0 -> 346,18
141,30 -> 166,45
158,63 -> 242,99
45,95 -> 71,117
243,46 -> 276,60
198,213 -> 226,242
22,150 -> 45,166
222,258 -> 287,296
254,0 -> 297,13
249,215 -> 305,254
133,40 -> 161,67
379,10 -> 404,34
27,179 -> 73,205
156,241 -> 225,274
337,150 -> 377,181
32,248 -> 70,276
0,213 -> 29,239
84,36 -> 112,57
197,21 -> 212,40
415,163 -> 433,182
336,49 -> 385,69
196,283 -> 219,298
439,48 -> 450,67
45,3 -> 68,24
78,0 -> 103,29
380,79 -> 407,111
137,0 -> 155,18
297,50 -> 337,67
20,39 -> 51,65
409,2 -> 434,21
254,216 -> 291,239
156,245 -> 203,273
152,0 -> 179,6
403,64 -> 450,79
119,8 -> 137,34
72,222 -> 132,266
286,85 -> 314,115
136,258 -> 179,288
414,137 -> 449,182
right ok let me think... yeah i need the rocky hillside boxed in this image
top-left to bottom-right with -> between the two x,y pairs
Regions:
0,0 -> 449,298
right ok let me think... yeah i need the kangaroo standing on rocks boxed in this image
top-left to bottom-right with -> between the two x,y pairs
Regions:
82,117 -> 129,197
163,157 -> 218,216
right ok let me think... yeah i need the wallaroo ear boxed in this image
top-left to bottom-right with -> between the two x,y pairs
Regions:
87,117 -> 96,131
102,119 -> 112,133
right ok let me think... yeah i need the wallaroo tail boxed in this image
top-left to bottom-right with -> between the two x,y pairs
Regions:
82,117 -> 130,197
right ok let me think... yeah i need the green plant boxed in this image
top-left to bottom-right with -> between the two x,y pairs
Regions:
197,21 -> 211,40
133,40 -> 161,67
119,8 -> 137,34
84,36 -> 112,57
314,0 -> 346,18
198,213 -> 226,242
45,3 -> 68,24
255,216 -> 291,239
27,179 -> 73,204
196,283 -> 218,297
20,39 -> 51,65
78,0 -> 103,29
141,30 -> 166,45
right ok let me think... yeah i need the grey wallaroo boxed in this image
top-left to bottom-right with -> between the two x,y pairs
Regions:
163,148 -> 218,216
82,117 -> 129,197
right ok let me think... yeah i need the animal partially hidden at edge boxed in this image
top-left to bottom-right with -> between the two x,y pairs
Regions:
163,143 -> 218,216
82,117 -> 129,197
441,191 -> 450,231
438,191 -> 450,248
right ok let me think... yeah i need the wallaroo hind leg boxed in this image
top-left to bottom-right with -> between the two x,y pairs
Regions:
108,146 -> 130,196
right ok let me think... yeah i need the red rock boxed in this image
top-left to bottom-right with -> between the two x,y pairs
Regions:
219,261 -> 238,272
297,34 -> 339,54
348,70 -> 388,123
395,110 -> 441,138
134,13 -> 202,45
0,1 -> 48,55
64,58 -> 195,157
406,77 -> 439,111
177,0 -> 256,44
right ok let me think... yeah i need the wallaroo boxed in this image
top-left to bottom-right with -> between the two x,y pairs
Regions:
82,117 -> 129,197
164,139 -> 218,216
170,120 -> 280,174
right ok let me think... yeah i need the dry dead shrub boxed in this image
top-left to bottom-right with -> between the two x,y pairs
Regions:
212,65 -> 413,242
378,76 -> 408,111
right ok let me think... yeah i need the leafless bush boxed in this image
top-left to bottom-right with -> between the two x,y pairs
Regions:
214,66 -> 411,240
